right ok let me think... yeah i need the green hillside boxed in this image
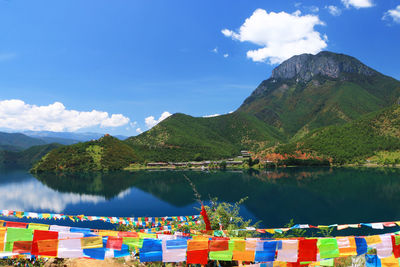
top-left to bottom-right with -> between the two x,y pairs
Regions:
276,105 -> 400,164
31,135 -> 138,172
126,112 -> 284,162
0,143 -> 63,169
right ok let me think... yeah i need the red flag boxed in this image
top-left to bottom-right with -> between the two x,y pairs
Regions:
200,205 -> 212,231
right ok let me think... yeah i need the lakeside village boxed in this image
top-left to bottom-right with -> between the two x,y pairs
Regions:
126,150 -> 261,170
125,150 -> 332,170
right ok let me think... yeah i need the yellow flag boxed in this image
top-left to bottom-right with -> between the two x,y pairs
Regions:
97,230 -> 119,237
365,235 -> 382,245
80,236 -> 103,249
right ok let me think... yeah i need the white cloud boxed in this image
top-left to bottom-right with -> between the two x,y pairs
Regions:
222,9 -> 327,64
383,5 -> 400,24
136,128 -> 143,134
341,0 -> 373,9
145,111 -> 172,129
0,99 -> 130,132
223,53 -> 229,58
212,47 -> 218,53
326,5 -> 342,16
203,113 -> 220,118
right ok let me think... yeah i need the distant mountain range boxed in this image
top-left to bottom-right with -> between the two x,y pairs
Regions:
0,131 -> 128,169
7,50 -> 400,170
22,131 -> 128,142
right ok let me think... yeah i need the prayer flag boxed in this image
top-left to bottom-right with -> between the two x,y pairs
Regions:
31,229 -> 58,257
246,239 -> 258,251
83,247 -> 106,260
187,249 -> 208,265
209,250 -> 233,261
319,258 -> 334,266
355,237 -> 368,255
12,241 -> 32,254
234,240 -> 246,251
49,225 -> 70,232
162,238 -> 186,263
81,236 -> 103,249
392,235 -> 400,258
5,221 -> 28,228
317,238 -> 339,259
200,205 -> 212,231
28,223 -> 49,231
233,250 -> 255,261
118,231 -> 138,238
58,238 -> 84,258
59,232 -> 84,240
114,244 -> 130,258
5,228 -> 33,252
377,235 -> 393,259
210,239 -> 229,251
366,254 -> 381,267
122,237 -> 142,249
37,239 -> 59,254
380,255 -> 399,266
337,237 -> 357,256
366,236 -> 382,246
277,240 -> 299,263
166,239 -> 187,250
106,236 -> 123,250
140,251 -> 162,262
298,239 -> 317,262
0,227 -> 6,252
187,240 -> 209,251
254,241 -> 277,262
98,230 -> 119,237
140,239 -> 162,252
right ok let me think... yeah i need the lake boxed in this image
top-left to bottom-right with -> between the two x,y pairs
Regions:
1,167 -> 400,234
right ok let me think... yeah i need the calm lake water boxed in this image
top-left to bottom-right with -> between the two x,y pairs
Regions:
1,167 -> 400,233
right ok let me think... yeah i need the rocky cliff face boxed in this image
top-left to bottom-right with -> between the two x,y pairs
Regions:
271,51 -> 376,82
237,51 -> 400,137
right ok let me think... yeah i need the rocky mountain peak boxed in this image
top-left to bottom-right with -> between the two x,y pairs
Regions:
271,51 -> 376,82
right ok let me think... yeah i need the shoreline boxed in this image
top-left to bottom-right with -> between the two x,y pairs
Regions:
124,163 -> 400,171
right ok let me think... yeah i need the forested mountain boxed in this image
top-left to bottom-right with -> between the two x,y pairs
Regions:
32,135 -> 138,172
0,143 -> 63,169
126,112 -> 283,161
238,51 -> 400,139
276,104 -> 400,164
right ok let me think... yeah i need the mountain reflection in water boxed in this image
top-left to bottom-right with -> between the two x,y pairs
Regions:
0,168 -> 399,229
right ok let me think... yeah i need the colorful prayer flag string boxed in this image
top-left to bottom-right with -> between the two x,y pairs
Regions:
0,209 -> 200,228
0,218 -> 400,264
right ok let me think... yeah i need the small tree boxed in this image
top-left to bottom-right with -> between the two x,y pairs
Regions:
194,153 -> 203,162
219,161 -> 227,170
192,197 -> 260,237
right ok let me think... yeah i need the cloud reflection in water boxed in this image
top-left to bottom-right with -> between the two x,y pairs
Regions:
0,179 -> 106,213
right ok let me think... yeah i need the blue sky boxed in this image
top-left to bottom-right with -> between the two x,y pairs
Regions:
0,0 -> 399,136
